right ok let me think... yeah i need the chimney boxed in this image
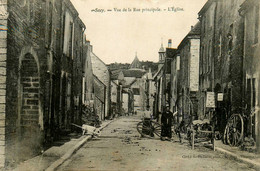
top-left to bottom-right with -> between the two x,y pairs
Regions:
168,39 -> 172,48
191,26 -> 194,30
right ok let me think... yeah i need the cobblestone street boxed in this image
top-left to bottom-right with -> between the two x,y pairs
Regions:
57,116 -> 255,171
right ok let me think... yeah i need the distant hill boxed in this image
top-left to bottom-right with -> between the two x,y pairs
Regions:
107,63 -> 130,71
108,61 -> 158,73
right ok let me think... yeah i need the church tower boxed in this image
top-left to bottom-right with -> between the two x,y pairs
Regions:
158,43 -> 165,63
129,52 -> 142,70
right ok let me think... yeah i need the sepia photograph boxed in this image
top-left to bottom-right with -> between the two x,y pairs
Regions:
0,0 -> 260,170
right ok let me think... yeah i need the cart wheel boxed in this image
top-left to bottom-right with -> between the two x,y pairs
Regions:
225,114 -> 244,146
136,121 -> 161,138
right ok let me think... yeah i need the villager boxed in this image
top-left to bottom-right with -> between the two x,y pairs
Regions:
161,105 -> 173,141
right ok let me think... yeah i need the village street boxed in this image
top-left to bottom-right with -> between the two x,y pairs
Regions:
57,115 -> 254,171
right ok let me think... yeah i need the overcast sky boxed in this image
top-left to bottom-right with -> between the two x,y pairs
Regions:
71,0 -> 207,64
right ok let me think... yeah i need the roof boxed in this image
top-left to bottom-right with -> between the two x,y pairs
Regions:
178,21 -> 201,50
188,21 -> 201,36
93,74 -> 106,87
239,0 -> 257,15
159,44 -> 165,53
198,0 -> 216,17
129,79 -> 137,86
153,65 -> 164,80
110,69 -> 122,80
166,48 -> 178,58
129,56 -> 142,69
111,80 -> 119,86
122,70 -> 146,78
90,51 -> 107,68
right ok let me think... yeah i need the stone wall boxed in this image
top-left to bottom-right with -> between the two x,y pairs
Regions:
91,52 -> 111,118
0,0 -> 7,167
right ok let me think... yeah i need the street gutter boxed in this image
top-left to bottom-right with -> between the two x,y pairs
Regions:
201,142 -> 260,170
45,119 -> 116,171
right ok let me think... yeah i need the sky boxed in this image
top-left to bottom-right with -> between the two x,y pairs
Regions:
71,0 -> 208,64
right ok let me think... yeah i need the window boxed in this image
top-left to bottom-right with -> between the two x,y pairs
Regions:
132,88 -> 140,95
47,2 -> 53,45
200,46 -> 204,74
203,17 -> 206,34
69,22 -> 74,57
208,40 -> 211,72
28,0 -> 35,23
254,5 -> 259,44
219,34 -> 222,58
228,24 -> 233,53
176,55 -> 180,70
63,11 -> 74,57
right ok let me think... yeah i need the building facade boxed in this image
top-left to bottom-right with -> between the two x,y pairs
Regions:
198,0 -> 244,132
0,0 -> 88,167
175,23 -> 201,122
91,52 -> 111,120
239,0 -> 260,150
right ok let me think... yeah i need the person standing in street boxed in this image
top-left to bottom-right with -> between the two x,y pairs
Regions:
161,105 -> 173,141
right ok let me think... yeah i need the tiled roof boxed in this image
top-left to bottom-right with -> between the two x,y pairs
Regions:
188,21 -> 201,36
129,56 -> 142,69
122,70 -> 146,78
178,21 -> 201,49
110,69 -> 122,80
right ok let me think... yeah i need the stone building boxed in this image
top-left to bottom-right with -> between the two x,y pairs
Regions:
142,68 -> 155,112
239,0 -> 260,150
173,23 -> 200,122
110,80 -> 119,116
110,69 -> 124,116
198,0 -> 244,128
153,41 -> 177,119
123,55 -> 147,112
153,44 -> 166,119
0,0 -> 87,168
82,39 -> 94,107
93,75 -> 107,121
91,51 -> 111,120
197,0 -> 218,119
170,52 -> 180,112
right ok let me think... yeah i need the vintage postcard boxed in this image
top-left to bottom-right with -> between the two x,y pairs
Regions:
0,0 -> 259,170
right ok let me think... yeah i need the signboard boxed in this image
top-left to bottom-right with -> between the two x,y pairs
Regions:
217,93 -> 224,101
206,92 -> 216,108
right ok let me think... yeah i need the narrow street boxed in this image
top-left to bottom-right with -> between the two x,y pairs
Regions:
57,116 -> 254,171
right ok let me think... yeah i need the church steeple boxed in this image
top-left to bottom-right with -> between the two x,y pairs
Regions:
129,52 -> 142,69
158,43 -> 165,63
